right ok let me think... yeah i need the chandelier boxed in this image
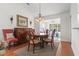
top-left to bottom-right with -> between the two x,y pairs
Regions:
35,4 -> 45,22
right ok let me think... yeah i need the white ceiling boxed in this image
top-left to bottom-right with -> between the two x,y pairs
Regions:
26,3 -> 71,16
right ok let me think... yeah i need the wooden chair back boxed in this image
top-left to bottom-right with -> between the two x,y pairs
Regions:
51,29 -> 56,39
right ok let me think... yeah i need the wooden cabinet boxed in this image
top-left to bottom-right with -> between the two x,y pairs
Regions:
14,28 -> 35,45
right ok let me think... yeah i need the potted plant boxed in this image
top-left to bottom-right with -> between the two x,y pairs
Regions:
0,40 -> 8,55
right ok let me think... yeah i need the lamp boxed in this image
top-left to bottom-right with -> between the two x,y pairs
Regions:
10,16 -> 13,24
30,21 -> 32,25
35,4 -> 45,22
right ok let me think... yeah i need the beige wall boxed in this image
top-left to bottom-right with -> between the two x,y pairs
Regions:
0,3 -> 34,40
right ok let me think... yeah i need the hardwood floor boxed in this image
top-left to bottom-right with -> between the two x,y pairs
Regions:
2,41 -> 74,56
56,41 -> 74,56
2,43 -> 27,56
6,43 -> 27,52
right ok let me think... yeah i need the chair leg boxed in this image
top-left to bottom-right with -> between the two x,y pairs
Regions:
44,41 -> 48,47
51,43 -> 53,48
52,42 -> 54,46
46,42 -> 48,46
28,43 -> 30,51
39,42 -> 41,48
33,44 -> 35,54
51,41 -> 54,49
51,41 -> 54,48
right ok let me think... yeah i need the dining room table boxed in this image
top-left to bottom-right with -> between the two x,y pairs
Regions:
34,33 -> 48,48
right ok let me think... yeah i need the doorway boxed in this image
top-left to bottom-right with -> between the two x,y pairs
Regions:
39,18 -> 61,42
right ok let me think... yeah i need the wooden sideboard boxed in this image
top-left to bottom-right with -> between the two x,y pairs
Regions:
14,28 -> 35,46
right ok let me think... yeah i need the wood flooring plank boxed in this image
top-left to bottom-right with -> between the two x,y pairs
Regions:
56,41 -> 74,56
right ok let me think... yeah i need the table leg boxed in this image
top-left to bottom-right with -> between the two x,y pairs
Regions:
40,37 -> 44,48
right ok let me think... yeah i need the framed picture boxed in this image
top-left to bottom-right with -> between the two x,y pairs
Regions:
17,15 -> 28,27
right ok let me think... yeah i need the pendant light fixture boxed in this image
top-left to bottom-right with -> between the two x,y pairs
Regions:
35,4 -> 45,22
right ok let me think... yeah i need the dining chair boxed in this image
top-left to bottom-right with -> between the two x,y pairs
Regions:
44,29 -> 56,48
27,31 -> 41,53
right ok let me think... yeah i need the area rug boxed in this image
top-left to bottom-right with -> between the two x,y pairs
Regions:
26,42 -> 59,56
